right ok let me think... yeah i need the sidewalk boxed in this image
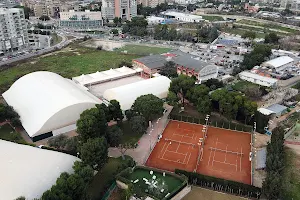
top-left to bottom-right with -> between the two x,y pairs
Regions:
108,105 -> 173,165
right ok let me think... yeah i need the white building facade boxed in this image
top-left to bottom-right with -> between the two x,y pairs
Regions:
160,11 -> 203,23
261,56 -> 294,72
239,71 -> 278,87
0,8 -> 29,52
59,10 -> 103,29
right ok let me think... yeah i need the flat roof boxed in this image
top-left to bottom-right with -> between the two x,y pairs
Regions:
133,55 -> 166,69
258,108 -> 275,115
0,140 -> 79,200
263,56 -> 294,68
267,104 -> 287,114
72,66 -> 141,86
239,71 -> 278,84
161,11 -> 203,20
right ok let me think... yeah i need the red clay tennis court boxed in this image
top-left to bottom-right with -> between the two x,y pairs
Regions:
145,120 -> 252,185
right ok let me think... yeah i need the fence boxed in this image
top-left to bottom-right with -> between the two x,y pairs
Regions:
169,113 -> 253,133
101,181 -> 117,200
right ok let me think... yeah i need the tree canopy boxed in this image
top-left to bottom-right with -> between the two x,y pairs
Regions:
108,100 -> 124,122
76,107 -> 107,142
264,32 -> 280,44
132,94 -> 164,121
166,91 -> 180,108
80,137 -> 108,170
130,115 -> 147,135
122,17 -> 148,37
159,61 -> 178,78
39,15 -> 50,21
242,31 -> 256,39
169,75 -> 195,105
106,126 -> 123,147
42,161 -> 94,200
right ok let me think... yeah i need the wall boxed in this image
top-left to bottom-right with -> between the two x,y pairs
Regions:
170,185 -> 191,200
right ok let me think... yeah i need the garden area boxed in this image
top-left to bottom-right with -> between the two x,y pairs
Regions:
201,15 -> 224,21
0,44 -> 139,93
88,156 -> 135,200
115,44 -> 171,56
116,166 -> 187,200
0,123 -> 26,144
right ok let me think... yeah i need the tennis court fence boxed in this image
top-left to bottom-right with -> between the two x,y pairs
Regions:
169,113 -> 253,133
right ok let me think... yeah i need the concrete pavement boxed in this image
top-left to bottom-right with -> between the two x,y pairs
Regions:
108,105 -> 173,165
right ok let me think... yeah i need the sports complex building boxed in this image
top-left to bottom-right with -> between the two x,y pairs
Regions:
2,67 -> 171,141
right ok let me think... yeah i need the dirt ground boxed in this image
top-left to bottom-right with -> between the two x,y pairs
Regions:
182,186 -> 248,200
82,39 -> 125,51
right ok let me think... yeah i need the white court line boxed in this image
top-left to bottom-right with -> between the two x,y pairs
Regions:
236,152 -> 238,171
161,157 -> 186,164
173,133 -> 194,140
183,146 -> 190,163
213,160 -> 238,167
165,150 -> 187,156
161,142 -> 170,159
176,143 -> 181,152
208,146 -> 213,166
186,153 -> 191,165
224,145 -> 228,163
211,138 -> 219,167
240,147 -> 243,172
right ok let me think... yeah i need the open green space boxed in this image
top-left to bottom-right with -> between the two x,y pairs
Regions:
0,124 -> 27,144
88,156 -> 134,200
115,44 -> 171,56
238,19 -> 298,33
0,45 -> 139,93
117,166 -> 187,200
201,15 -> 224,21
222,27 -> 266,38
232,80 -> 260,92
119,121 -> 142,145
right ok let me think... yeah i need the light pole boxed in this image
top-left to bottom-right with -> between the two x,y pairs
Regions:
149,128 -> 154,152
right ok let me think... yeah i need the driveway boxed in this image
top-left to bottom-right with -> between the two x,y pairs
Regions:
108,104 -> 173,165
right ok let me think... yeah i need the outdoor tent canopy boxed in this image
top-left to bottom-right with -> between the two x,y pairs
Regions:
2,71 -> 102,138
103,76 -> 171,110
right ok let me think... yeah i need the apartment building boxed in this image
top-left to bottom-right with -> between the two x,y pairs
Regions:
0,8 -> 28,52
59,10 -> 103,29
0,0 -> 19,8
137,0 -> 165,8
102,0 -> 137,21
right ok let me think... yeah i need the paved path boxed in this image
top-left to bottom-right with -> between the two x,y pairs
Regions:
108,105 -> 173,165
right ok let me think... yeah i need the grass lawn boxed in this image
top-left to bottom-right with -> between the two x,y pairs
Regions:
222,27 -> 266,38
88,156 -> 133,200
119,121 -> 142,145
232,80 -> 260,92
281,148 -> 300,200
0,124 -> 26,144
202,15 -> 224,21
115,44 -> 171,56
0,44 -> 139,93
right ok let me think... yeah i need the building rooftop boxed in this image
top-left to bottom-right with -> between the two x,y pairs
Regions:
263,56 -> 294,68
0,140 -> 79,200
133,54 -> 166,69
266,104 -> 287,114
161,11 -> 203,20
239,71 -> 278,84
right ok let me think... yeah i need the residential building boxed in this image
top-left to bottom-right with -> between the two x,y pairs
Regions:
132,50 -> 219,82
28,33 -> 51,49
0,0 -> 19,8
33,4 -> 48,17
137,0 -> 165,8
238,71 -> 278,87
59,10 -> 103,29
0,8 -> 29,52
102,0 -> 137,21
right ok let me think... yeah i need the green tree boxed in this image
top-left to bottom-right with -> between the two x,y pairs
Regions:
187,84 -> 210,104
39,15 -> 50,21
203,78 -> 224,90
159,61 -> 177,78
130,115 -> 147,135
15,197 -> 26,200
65,136 -> 80,155
265,32 -> 280,44
169,75 -> 195,106
113,17 -> 119,26
208,26 -> 219,42
76,108 -> 107,142
108,100 -> 124,122
132,94 -> 164,121
48,134 -> 68,149
106,126 -> 123,147
97,103 -> 112,122
196,95 -> 212,114
81,137 -> 108,170
166,91 -> 180,108
122,17 -> 148,36
240,44 -> 271,70
242,31 -> 256,39
111,28 -> 119,35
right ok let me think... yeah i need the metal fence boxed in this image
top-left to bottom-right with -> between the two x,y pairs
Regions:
169,113 -> 253,133
101,181 -> 117,200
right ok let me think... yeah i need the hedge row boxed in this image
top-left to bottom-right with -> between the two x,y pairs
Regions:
175,169 -> 261,199
41,146 -> 78,157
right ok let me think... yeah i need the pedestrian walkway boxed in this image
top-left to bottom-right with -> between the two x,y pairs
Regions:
108,105 -> 173,165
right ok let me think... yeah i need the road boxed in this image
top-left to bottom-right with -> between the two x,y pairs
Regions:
0,32 -> 80,67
